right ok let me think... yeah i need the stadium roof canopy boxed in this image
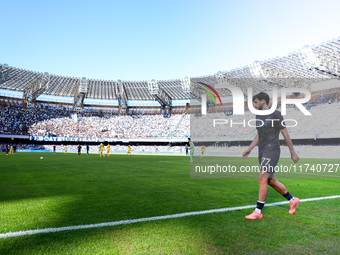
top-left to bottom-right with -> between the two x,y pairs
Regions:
1,38 -> 340,104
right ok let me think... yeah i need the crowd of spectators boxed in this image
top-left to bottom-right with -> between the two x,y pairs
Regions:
29,114 -> 189,139
0,106 -> 70,135
1,99 -> 339,141
0,106 -> 189,139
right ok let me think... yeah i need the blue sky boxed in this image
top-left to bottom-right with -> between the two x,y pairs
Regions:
1,0 -> 340,81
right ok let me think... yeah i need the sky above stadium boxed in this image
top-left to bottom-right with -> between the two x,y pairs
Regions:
2,0 -> 340,81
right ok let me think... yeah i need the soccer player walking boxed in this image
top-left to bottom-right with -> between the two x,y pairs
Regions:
77,144 -> 82,155
100,143 -> 104,157
201,145 -> 205,157
188,138 -> 194,162
107,143 -> 110,156
242,92 -> 300,220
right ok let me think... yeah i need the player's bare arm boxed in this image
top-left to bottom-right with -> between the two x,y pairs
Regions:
242,133 -> 259,159
280,128 -> 299,163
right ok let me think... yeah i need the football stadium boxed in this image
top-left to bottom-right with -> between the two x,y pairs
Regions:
1,39 -> 339,254
1,2 -> 340,255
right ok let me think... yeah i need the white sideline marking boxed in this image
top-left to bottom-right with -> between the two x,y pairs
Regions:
159,161 -> 190,165
0,195 -> 339,239
289,172 -> 340,178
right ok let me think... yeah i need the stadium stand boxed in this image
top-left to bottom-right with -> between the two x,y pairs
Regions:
1,38 -> 340,155
28,113 -> 189,139
1,39 -> 340,101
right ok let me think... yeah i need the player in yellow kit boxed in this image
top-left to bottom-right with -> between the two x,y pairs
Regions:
201,145 -> 205,157
107,143 -> 110,156
127,145 -> 131,155
10,145 -> 14,154
64,145 -> 67,154
100,143 -> 105,157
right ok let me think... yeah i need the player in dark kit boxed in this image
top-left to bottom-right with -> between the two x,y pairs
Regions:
77,144 -> 82,155
242,92 -> 300,220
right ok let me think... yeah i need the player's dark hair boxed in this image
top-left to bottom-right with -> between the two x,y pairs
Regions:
188,138 -> 191,141
253,92 -> 270,105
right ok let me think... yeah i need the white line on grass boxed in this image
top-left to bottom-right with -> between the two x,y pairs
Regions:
1,195 -> 339,239
289,172 -> 340,178
159,161 -> 190,165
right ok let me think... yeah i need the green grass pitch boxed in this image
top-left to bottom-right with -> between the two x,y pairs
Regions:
0,152 -> 339,254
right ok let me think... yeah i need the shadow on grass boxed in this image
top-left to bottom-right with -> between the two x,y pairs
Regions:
0,153 -> 339,254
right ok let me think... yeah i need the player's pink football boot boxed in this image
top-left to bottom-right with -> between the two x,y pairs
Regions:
245,210 -> 263,220
289,197 -> 300,214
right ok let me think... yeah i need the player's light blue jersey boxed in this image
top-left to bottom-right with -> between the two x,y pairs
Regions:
189,141 -> 195,150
